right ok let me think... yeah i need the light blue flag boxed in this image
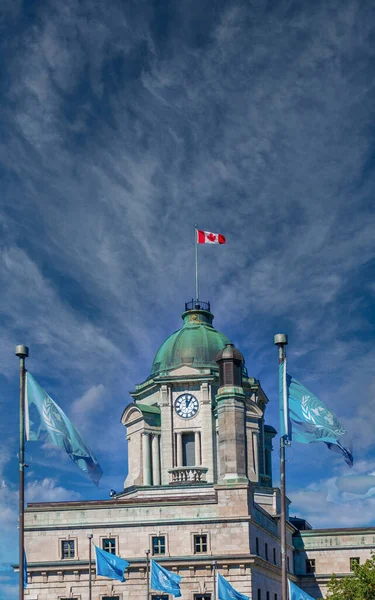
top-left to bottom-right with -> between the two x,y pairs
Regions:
24,551 -> 28,589
150,559 -> 182,598
217,572 -> 249,600
25,372 -> 103,484
95,546 -> 129,582
288,579 -> 315,600
279,361 -> 353,466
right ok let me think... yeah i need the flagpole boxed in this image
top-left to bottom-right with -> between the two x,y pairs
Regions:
274,334 -> 288,600
15,345 -> 29,600
146,549 -> 150,600
194,224 -> 199,303
88,534 -> 93,600
212,560 -> 217,600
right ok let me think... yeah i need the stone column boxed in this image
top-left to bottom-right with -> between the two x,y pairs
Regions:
143,433 -> 151,485
246,419 -> 260,483
195,431 -> 201,466
152,434 -> 161,485
176,432 -> 183,466
200,383 -> 214,482
160,385 -> 172,484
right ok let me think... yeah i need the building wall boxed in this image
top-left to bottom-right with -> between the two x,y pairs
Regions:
24,485 -> 285,600
294,528 -> 375,599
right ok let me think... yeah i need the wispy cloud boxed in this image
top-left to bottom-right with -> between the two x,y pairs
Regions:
0,0 -> 374,538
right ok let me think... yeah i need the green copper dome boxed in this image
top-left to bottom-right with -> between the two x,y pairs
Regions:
151,306 -> 232,375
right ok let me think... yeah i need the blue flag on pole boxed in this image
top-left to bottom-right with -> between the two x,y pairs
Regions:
150,560 -> 182,597
288,579 -> 315,600
279,361 -> 353,466
24,551 -> 28,589
95,546 -> 129,582
25,372 -> 103,484
217,572 -> 249,600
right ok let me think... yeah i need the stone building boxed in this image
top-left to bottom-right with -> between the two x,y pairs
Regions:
21,301 -> 375,600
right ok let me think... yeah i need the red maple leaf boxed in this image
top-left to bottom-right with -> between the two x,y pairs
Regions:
207,233 -> 216,242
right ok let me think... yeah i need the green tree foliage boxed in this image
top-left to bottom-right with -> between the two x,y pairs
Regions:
326,553 -> 375,600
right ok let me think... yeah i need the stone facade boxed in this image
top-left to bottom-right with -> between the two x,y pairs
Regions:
293,524 -> 375,599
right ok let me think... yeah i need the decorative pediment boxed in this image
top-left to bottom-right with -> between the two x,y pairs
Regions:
245,402 -> 263,418
121,402 -> 161,427
167,365 -> 203,376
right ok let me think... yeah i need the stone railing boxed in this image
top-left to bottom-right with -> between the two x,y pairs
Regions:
168,466 -> 208,484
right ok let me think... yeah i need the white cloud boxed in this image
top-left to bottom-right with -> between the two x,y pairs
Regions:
290,459 -> 375,527
25,478 -> 81,503
72,384 -> 106,419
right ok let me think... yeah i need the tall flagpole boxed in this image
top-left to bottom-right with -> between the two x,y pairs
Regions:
146,549 -> 150,600
194,224 -> 199,303
15,344 -> 29,600
88,534 -> 93,600
274,334 -> 288,600
212,560 -> 217,600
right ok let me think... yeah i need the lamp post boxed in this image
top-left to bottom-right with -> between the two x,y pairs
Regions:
88,534 -> 93,600
15,345 -> 29,600
274,333 -> 288,600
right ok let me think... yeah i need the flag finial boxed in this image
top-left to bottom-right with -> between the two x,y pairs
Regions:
15,345 -> 29,358
274,333 -> 288,346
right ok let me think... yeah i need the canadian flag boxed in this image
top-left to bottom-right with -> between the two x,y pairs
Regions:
197,230 -> 226,244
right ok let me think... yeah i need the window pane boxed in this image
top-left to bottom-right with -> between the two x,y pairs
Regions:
256,537 -> 259,555
182,433 -> 195,466
273,548 -> 276,564
306,559 -> 315,573
194,596 -> 211,600
152,596 -> 168,600
102,597 -> 120,600
152,536 -> 166,555
265,543 -> 268,560
61,540 -> 75,559
350,557 -> 360,571
194,535 -> 207,553
102,538 -> 116,554
257,589 -> 261,600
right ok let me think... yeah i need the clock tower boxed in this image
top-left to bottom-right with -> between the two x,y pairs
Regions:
121,300 -> 275,492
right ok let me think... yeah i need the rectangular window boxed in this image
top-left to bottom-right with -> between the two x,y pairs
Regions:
273,547 -> 276,564
102,597 -> 120,600
257,589 -> 261,600
194,596 -> 211,600
194,534 -> 208,554
287,556 -> 290,571
182,432 -> 195,466
265,543 -> 268,561
266,592 -> 270,600
102,538 -> 116,554
152,536 -> 166,555
61,540 -> 75,559
256,537 -> 259,555
306,559 -> 315,573
274,595 -> 277,600
350,557 -> 360,571
152,596 -> 169,600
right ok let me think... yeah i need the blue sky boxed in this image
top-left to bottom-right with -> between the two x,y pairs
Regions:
0,0 -> 375,597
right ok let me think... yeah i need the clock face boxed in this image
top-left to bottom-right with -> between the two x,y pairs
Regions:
175,393 -> 199,419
